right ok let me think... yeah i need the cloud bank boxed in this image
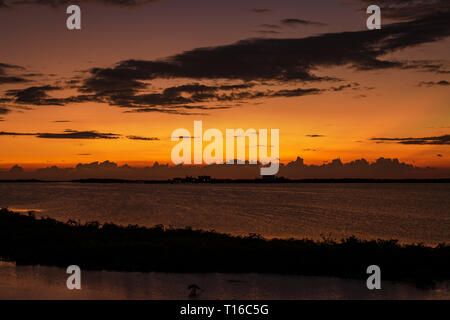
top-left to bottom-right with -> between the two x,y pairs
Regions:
1,156 -> 448,180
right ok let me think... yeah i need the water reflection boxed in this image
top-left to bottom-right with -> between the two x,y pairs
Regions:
1,262 -> 448,300
1,182 -> 449,245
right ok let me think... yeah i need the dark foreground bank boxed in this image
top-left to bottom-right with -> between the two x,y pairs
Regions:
0,208 -> 448,285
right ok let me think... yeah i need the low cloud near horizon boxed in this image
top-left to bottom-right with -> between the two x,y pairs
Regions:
1,156 -> 449,181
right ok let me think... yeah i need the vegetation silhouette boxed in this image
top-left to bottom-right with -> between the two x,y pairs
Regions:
0,208 -> 448,287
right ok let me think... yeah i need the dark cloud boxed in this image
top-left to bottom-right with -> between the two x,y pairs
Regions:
0,9 -> 429,115
161,83 -> 255,96
0,62 -> 28,85
0,76 -> 28,85
6,85 -> 100,106
371,135 -> 450,145
124,105 -> 231,115
36,130 -> 120,139
22,73 -> 44,77
329,83 -> 359,91
124,107 -> 198,115
1,129 -> 164,140
0,0 -> 158,8
0,107 -> 11,115
6,85 -> 62,105
74,80 -> 352,114
306,134 -> 325,138
0,131 -> 35,136
171,104 -> 232,110
3,8 -> 449,116
78,69 -> 350,114
418,80 -> 450,87
81,10 -> 450,93
82,82 -> 278,113
0,130 -> 119,139
280,18 -> 327,27
52,120 -> 72,123
271,87 -> 323,97
0,62 -> 23,74
127,135 -> 160,141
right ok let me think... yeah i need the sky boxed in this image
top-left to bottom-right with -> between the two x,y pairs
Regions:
0,0 -> 449,176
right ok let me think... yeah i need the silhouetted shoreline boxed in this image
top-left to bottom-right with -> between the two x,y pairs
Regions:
1,208 -> 448,287
0,178 -> 449,184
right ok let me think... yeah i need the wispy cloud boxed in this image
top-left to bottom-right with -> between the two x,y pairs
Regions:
280,18 -> 327,27
306,134 -> 325,138
36,130 -> 120,140
371,135 -> 450,145
127,135 -> 160,141
418,80 -> 450,87
0,62 -> 28,85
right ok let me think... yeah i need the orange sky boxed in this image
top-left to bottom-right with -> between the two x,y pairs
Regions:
0,0 -> 449,170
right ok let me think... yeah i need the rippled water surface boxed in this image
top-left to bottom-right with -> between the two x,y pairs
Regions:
1,182 -> 449,244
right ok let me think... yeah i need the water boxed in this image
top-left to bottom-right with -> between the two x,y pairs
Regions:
0,182 -> 449,244
1,183 -> 449,299
0,261 -> 448,300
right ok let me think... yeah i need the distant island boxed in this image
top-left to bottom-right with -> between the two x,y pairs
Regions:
1,208 -> 448,287
1,177 -> 450,184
